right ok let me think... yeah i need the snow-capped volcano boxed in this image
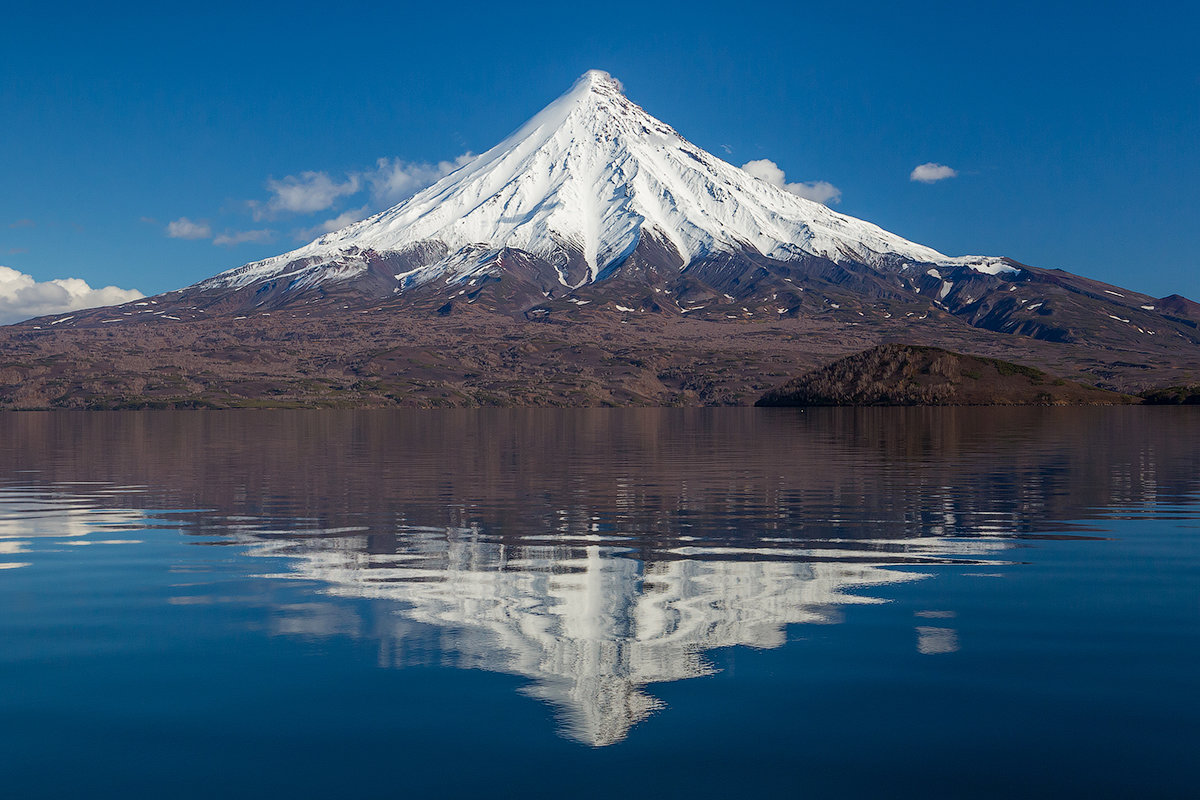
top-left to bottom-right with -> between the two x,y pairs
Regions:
11,72 -> 1200,406
198,70 -> 1010,296
11,71 -> 1200,408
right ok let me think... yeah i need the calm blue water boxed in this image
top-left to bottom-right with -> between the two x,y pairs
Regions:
1,408 -> 1198,798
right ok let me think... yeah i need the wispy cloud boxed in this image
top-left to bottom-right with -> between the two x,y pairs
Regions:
294,206 -> 370,241
740,159 -> 842,205
365,154 -> 474,205
250,153 -> 475,220
164,151 -> 476,249
8,219 -> 35,229
783,180 -> 842,205
255,172 -> 361,219
0,265 -> 143,325
166,217 -> 212,239
213,229 -> 275,247
910,162 -> 958,183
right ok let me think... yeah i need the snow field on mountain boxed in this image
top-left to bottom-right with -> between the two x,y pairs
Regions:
201,70 -> 1013,293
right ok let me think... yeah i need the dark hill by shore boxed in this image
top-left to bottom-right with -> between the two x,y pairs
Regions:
1141,385 -> 1200,405
756,344 -> 1134,407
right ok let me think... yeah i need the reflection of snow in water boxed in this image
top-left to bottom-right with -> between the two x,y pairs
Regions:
0,486 -> 148,568
242,527 -> 1009,746
0,483 -> 1008,747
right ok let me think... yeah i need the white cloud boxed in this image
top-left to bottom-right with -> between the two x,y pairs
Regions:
740,159 -> 842,205
741,159 -> 787,186
213,229 -> 275,247
0,265 -> 143,325
910,162 -> 958,183
256,172 -> 361,219
366,154 -> 474,204
161,151 -> 478,250
166,217 -> 212,239
249,153 -> 473,220
783,180 -> 842,205
294,206 -> 371,241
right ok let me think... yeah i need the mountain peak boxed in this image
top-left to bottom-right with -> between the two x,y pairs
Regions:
199,72 -> 1013,294
558,70 -> 631,124
576,69 -> 623,94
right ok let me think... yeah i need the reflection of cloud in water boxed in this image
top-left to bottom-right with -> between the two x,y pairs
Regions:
916,626 -> 960,654
241,527 -> 1008,746
921,623 -> 960,657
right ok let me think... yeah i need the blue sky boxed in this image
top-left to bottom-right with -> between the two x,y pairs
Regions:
2,0 -> 1198,307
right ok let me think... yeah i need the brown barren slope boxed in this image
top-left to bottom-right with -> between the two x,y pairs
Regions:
1,299 -> 1196,409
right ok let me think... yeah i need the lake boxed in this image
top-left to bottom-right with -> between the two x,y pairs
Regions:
1,408 -> 1197,797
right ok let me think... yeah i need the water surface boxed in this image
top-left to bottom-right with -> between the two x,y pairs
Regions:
1,408 -> 1197,797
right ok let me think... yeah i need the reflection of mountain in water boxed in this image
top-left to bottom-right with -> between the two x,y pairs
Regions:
2,408 -> 1198,744
3,408 -> 1198,544
238,526 -> 1010,746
